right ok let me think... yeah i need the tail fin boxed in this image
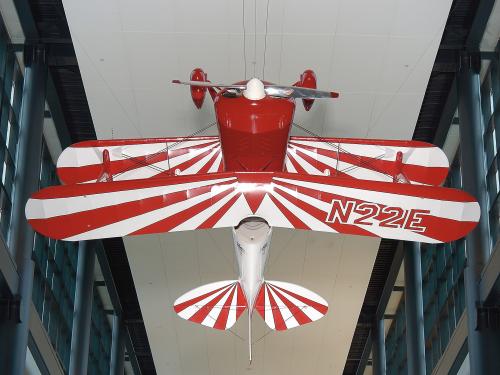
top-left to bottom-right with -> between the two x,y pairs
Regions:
255,281 -> 328,331
173,280 -> 247,330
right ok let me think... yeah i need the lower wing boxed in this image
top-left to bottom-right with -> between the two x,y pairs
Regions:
26,172 -> 479,243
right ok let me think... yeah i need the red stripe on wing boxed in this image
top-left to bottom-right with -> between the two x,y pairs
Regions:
213,284 -> 237,330
154,145 -> 220,178
174,283 -> 232,314
288,140 -> 448,185
188,284 -> 235,325
270,283 -> 328,315
267,284 -> 312,326
69,136 -> 220,148
32,173 -> 234,199
236,283 -> 247,321
131,183 -> 235,235
267,193 -> 310,230
272,183 -> 376,237
273,173 -> 476,202
196,149 -> 222,174
266,284 -> 287,331
197,193 -> 241,229
286,152 -> 309,174
58,139 -> 221,184
28,187 -> 211,240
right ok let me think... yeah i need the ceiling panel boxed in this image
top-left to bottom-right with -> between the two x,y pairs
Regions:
124,231 -> 379,375
61,0 -> 453,373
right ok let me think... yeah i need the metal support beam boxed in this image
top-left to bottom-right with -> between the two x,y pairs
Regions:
404,242 -> 426,375
110,315 -> 125,375
3,44 -> 47,375
355,243 -> 405,375
355,332 -> 372,375
69,241 -> 95,375
372,318 -> 386,375
94,242 -> 143,375
457,52 -> 500,375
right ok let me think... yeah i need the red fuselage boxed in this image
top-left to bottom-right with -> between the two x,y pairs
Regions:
214,86 -> 295,172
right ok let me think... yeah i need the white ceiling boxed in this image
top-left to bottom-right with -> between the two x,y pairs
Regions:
125,230 -> 378,374
61,0 -> 453,373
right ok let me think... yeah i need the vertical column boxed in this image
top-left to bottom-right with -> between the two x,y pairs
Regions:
372,317 -> 386,375
69,241 -> 95,375
404,242 -> 426,375
109,314 -> 125,375
457,52 -> 499,375
6,44 -> 47,375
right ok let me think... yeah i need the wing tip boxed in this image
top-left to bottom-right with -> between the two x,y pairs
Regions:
172,79 -> 181,84
330,92 -> 339,98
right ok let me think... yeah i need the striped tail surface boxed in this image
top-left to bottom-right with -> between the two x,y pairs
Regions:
255,281 -> 328,331
173,280 -> 247,330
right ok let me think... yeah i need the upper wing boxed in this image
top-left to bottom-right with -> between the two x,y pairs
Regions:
56,136 -> 223,184
56,136 -> 448,186
286,137 -> 449,186
26,172 -> 479,243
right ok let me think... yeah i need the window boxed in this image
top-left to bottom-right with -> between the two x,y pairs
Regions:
0,25 -> 22,240
32,141 -> 78,371
482,57 -> 500,248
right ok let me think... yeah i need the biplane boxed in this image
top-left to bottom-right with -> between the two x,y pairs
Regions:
25,69 -> 479,361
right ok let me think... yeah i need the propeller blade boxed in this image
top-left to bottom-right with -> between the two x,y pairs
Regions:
172,80 -> 246,90
264,85 -> 339,99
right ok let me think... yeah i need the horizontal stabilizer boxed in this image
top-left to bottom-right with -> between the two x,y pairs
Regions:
173,280 -> 247,330
255,281 -> 328,331
26,172 -> 479,243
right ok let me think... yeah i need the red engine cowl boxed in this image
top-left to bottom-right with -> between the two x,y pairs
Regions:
190,68 -> 207,109
298,69 -> 317,111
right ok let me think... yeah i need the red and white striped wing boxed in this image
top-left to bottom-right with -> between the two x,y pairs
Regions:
56,136 -> 448,186
286,137 -> 449,186
25,172 -> 479,243
56,136 -> 223,184
173,280 -> 247,330
255,281 -> 328,331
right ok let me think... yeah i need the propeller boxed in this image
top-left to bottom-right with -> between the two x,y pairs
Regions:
172,78 -> 339,100
266,85 -> 338,99
172,80 -> 246,90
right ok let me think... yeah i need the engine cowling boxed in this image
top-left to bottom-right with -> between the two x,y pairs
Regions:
190,68 -> 207,109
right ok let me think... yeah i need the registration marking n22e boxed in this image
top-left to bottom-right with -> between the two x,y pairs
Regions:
325,199 -> 430,232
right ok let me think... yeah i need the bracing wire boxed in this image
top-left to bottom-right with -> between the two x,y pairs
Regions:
292,122 -> 404,182
262,0 -> 270,80
113,122 -> 217,178
243,0 -> 247,79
